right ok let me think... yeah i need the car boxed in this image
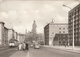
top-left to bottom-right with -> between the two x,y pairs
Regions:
30,44 -> 34,48
34,44 -> 40,49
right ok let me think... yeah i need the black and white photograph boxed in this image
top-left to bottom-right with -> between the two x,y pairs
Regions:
0,0 -> 80,57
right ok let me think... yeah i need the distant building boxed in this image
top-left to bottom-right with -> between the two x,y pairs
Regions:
8,29 -> 14,43
3,27 -> 8,45
14,31 -> 17,40
44,20 -> 68,45
17,33 -> 26,43
0,21 -> 5,45
31,20 -> 37,41
32,20 -> 37,34
53,34 -> 68,46
37,33 -> 45,45
68,4 -> 80,46
0,21 -> 8,45
37,33 -> 44,42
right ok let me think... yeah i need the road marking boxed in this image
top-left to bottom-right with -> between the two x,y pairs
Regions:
27,51 -> 29,57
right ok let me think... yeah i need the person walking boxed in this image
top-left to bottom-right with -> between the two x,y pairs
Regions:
65,43 -> 66,47
18,43 -> 22,50
25,43 -> 29,51
68,42 -> 69,47
22,42 -> 26,50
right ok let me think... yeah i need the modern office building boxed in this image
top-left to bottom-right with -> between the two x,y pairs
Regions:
53,34 -> 68,46
68,4 -> 80,46
44,20 -> 68,45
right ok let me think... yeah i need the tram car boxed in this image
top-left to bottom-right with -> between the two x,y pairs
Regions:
9,39 -> 19,47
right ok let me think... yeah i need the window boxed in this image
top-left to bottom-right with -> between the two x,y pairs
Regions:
59,28 -> 61,30
59,31 -> 61,33
63,31 -> 65,33
63,28 -> 65,30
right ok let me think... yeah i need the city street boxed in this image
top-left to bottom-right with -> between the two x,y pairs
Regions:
0,47 -> 17,57
29,47 -> 80,57
0,1 -> 79,57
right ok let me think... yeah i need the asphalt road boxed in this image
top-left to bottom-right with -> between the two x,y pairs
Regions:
0,47 -> 17,57
29,47 -> 80,57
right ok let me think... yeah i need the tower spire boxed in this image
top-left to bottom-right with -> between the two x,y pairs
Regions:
32,20 -> 37,34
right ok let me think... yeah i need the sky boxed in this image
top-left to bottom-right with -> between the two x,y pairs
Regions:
0,0 -> 79,34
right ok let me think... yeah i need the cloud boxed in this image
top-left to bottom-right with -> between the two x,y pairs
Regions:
68,2 -> 79,8
1,12 -> 8,19
13,25 -> 26,34
54,14 -> 68,23
1,10 -> 18,20
0,1 -> 78,34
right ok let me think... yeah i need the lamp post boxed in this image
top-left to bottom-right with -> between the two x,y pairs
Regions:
63,4 -> 74,49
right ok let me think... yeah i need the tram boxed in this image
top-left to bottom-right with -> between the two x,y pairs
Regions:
9,39 -> 19,47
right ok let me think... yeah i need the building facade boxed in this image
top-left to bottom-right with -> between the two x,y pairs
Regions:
3,27 -> 8,45
0,22 -> 5,45
68,4 -> 80,46
8,29 -> 14,43
31,20 -> 37,41
44,21 -> 68,45
53,34 -> 68,46
0,22 -> 8,45
17,33 -> 26,43
14,31 -> 17,40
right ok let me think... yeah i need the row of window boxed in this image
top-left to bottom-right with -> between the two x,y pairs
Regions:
69,7 -> 80,17
59,28 -> 66,30
59,31 -> 65,33
51,31 -> 66,34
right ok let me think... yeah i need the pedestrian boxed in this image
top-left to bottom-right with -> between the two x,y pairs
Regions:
22,42 -> 26,50
68,43 -> 69,47
18,43 -> 22,50
65,43 -> 66,47
25,43 -> 29,51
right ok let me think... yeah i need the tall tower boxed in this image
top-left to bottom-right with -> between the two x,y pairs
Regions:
32,20 -> 37,34
32,20 -> 37,41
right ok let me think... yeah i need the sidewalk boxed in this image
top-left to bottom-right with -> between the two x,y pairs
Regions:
10,50 -> 29,57
44,45 -> 80,54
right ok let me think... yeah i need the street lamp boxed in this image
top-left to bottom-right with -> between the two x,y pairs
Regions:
63,5 -> 72,9
63,4 -> 74,49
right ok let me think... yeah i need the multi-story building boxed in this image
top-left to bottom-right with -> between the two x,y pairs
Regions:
3,27 -> 8,45
68,4 -> 80,46
17,33 -> 26,43
44,20 -> 68,45
0,21 -> 5,45
14,31 -> 17,40
32,20 -> 37,41
53,34 -> 68,46
8,29 -> 14,43
0,21 -> 8,45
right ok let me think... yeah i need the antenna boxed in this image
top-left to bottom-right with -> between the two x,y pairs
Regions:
51,18 -> 55,23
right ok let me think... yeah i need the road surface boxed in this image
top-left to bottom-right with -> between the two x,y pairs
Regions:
0,47 -> 17,57
29,47 -> 80,57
